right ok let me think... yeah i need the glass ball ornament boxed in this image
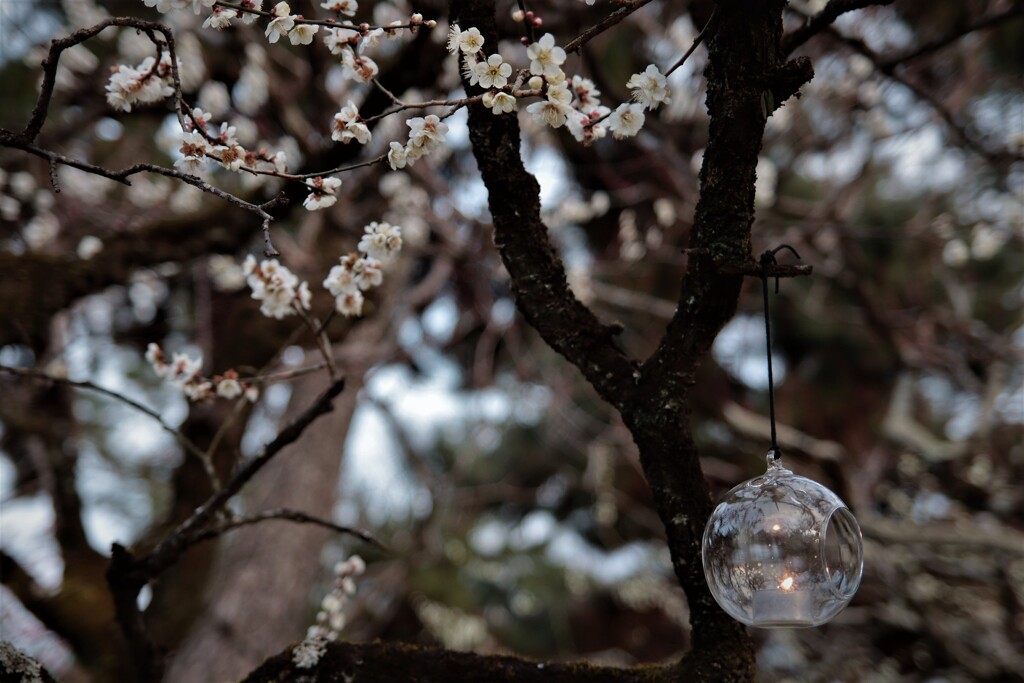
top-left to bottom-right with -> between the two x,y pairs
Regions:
702,450 -> 863,628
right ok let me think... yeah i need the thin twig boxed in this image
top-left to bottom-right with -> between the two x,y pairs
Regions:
142,377 -> 347,575
564,0 -> 656,54
782,0 -> 894,54
878,3 -> 1024,68
665,8 -> 717,76
0,365 -> 212,476
180,507 -> 384,551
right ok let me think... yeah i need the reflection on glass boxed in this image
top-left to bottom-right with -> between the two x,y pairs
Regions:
702,452 -> 864,628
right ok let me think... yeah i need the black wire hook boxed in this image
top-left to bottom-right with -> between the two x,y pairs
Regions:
758,244 -> 802,457
760,244 -> 801,293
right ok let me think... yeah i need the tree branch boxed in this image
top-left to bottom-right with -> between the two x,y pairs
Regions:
879,2 -> 1024,68
178,508 -> 383,553
243,640 -> 667,683
450,2 -> 638,409
782,0 -> 894,54
564,0 -> 657,54
141,377 -> 347,576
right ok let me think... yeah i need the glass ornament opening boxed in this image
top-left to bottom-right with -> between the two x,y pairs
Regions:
702,451 -> 864,628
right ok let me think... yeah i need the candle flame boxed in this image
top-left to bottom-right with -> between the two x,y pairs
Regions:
779,576 -> 795,591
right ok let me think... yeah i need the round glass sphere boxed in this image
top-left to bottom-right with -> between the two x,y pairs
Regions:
702,452 -> 863,628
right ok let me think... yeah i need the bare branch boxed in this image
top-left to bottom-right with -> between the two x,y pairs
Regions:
782,0 -> 894,54
880,3 -> 1024,68
142,377 -> 347,576
825,28 -> 1023,165
21,17 -> 179,143
450,1 -> 638,410
180,508 -> 384,552
0,365 -> 213,477
564,0 -> 657,54
665,8 -> 717,76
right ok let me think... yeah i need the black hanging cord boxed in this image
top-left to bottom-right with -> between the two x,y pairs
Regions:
759,245 -> 801,458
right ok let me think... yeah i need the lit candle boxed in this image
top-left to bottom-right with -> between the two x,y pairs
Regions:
751,576 -> 814,627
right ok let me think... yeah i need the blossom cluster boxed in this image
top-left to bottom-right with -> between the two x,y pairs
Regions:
323,221 -> 402,316
145,343 -> 259,402
292,555 -> 366,669
449,21 -> 670,144
242,255 -> 312,319
175,107 -> 288,177
308,555 -> 366,640
105,51 -> 175,112
386,115 -> 449,170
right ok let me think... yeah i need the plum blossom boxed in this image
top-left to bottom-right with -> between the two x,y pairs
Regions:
320,0 -> 357,16
527,33 -> 566,78
405,114 -> 447,161
483,90 -> 516,115
243,254 -> 312,318
303,555 -> 367,642
265,3 -> 296,43
527,98 -> 571,128
474,53 -> 512,89
607,102 -> 645,139
238,0 -> 262,23
341,50 -> 379,82
457,27 -> 484,54
289,22 -> 319,45
626,64 -> 670,110
357,221 -> 402,261
303,176 -> 342,211
203,6 -> 237,29
175,130 -> 210,174
387,141 -> 409,170
105,53 -> 175,112
331,102 -> 371,144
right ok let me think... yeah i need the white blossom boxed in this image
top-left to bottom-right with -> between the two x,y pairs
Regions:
527,33 -> 566,78
334,290 -> 364,316
483,90 -> 516,115
243,254 -> 311,318
357,220 -> 402,261
405,114 -> 447,161
446,23 -> 462,54
216,374 -> 243,399
387,141 -> 409,170
340,50 -> 379,82
202,5 -> 236,29
607,102 -> 645,139
457,27 -> 484,54
474,53 -> 512,89
320,0 -> 357,16
238,0 -> 262,23
331,102 -> 371,144
527,99 -> 571,128
265,3 -> 296,43
626,64 -> 670,110
289,23 -> 319,45
303,176 -> 342,211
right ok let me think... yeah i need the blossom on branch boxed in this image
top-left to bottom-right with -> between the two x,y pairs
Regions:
527,33 -> 566,78
303,176 -> 342,211
607,102 -> 645,139
626,64 -> 670,110
243,254 -> 313,318
265,3 -> 296,43
474,53 -> 512,89
331,102 -> 371,144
